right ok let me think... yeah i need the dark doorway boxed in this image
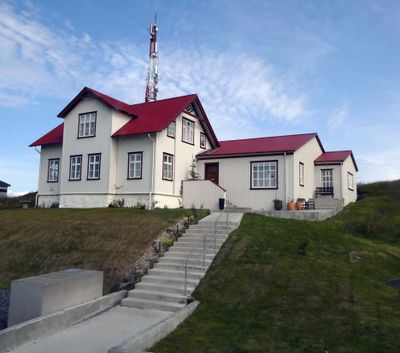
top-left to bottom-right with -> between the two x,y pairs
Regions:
205,163 -> 219,185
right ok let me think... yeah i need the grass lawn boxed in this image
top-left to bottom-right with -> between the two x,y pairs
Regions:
0,208 -> 200,291
153,180 -> 400,353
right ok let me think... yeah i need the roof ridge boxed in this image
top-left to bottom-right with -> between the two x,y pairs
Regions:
129,93 -> 197,107
219,132 -> 317,143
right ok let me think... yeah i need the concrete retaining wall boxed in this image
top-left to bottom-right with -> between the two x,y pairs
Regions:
8,269 -> 103,326
0,290 -> 126,353
108,301 -> 199,353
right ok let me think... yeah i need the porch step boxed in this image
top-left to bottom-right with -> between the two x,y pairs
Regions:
135,281 -> 195,295
149,268 -> 204,280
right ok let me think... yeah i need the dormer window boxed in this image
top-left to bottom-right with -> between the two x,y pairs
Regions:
78,112 -> 96,138
167,121 -> 176,138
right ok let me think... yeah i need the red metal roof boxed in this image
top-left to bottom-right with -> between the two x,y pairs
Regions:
314,150 -> 358,171
112,94 -> 197,136
197,133 -> 322,158
29,123 -> 64,147
31,88 -> 219,148
58,87 -> 135,118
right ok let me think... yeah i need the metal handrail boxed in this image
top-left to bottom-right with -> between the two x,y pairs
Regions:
183,210 -> 229,296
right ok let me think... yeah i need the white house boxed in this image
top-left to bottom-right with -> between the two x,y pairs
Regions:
30,87 -> 358,210
0,180 -> 10,197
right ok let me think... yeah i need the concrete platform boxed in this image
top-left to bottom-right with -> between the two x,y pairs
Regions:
261,209 -> 337,221
10,306 -> 170,353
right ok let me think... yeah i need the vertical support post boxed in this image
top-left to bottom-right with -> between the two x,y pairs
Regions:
184,259 -> 188,296
203,236 -> 206,267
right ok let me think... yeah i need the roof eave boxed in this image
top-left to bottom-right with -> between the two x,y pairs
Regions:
197,150 -> 295,159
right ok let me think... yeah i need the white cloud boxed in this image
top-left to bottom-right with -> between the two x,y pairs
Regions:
0,2 -> 308,135
327,101 -> 349,131
358,149 -> 400,182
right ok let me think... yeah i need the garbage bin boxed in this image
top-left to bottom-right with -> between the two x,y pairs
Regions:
219,198 -> 225,210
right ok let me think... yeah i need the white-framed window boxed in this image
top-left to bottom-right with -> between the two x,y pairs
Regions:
87,153 -> 101,180
348,172 -> 354,190
78,112 -> 96,138
250,161 -> 277,189
200,132 -> 206,149
47,159 -> 59,182
128,152 -> 142,179
167,121 -> 176,138
69,155 -> 82,181
299,162 -> 304,187
162,153 -> 173,181
182,118 -> 194,144
321,169 -> 333,188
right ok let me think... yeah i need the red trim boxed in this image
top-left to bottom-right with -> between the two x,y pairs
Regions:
250,160 -> 278,190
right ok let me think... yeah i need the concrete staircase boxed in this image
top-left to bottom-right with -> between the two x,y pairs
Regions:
309,197 -> 344,212
121,213 -> 243,312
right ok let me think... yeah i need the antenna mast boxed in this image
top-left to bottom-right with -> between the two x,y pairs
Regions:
145,17 -> 158,102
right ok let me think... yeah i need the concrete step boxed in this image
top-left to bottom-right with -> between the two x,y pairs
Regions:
128,288 -> 186,304
189,224 -> 235,230
158,255 -> 212,266
121,297 -> 184,312
224,207 -> 252,213
153,262 -> 206,272
184,229 -> 229,235
171,246 -> 218,254
177,238 -> 224,245
165,251 -> 215,259
149,268 -> 204,280
135,281 -> 194,295
182,232 -> 228,239
141,274 -> 199,287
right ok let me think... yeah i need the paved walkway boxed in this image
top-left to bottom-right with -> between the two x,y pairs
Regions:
8,212 -> 243,353
12,306 -> 170,353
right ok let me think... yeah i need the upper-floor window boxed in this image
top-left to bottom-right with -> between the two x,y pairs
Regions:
167,121 -> 176,138
128,152 -> 142,179
250,160 -> 277,189
200,132 -> 206,149
69,155 -> 82,181
182,118 -> 194,145
47,158 -> 59,182
299,162 -> 304,187
87,153 -> 101,180
162,153 -> 174,181
348,172 -> 354,191
78,112 -> 96,138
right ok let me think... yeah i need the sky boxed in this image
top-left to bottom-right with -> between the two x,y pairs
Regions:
1,0 -> 400,195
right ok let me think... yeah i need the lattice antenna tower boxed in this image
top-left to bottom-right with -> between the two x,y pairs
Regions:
145,16 -> 159,102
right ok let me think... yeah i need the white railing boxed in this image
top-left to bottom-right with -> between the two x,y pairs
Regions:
182,180 -> 226,211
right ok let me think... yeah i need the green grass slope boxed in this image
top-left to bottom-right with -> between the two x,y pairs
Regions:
153,180 -> 400,353
0,208 -> 199,291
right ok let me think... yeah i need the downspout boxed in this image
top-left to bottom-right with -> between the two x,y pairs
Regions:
34,147 -> 41,207
283,152 -> 287,204
147,133 -> 156,209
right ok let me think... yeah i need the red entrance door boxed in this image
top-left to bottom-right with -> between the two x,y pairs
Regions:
205,163 -> 219,185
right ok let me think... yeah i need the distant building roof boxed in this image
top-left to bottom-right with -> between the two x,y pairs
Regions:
197,133 -> 323,159
30,87 -> 219,148
30,123 -> 64,147
314,150 -> 358,171
0,180 -> 10,188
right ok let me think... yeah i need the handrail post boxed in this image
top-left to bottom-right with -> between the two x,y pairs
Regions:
184,259 -> 188,296
203,236 -> 206,267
